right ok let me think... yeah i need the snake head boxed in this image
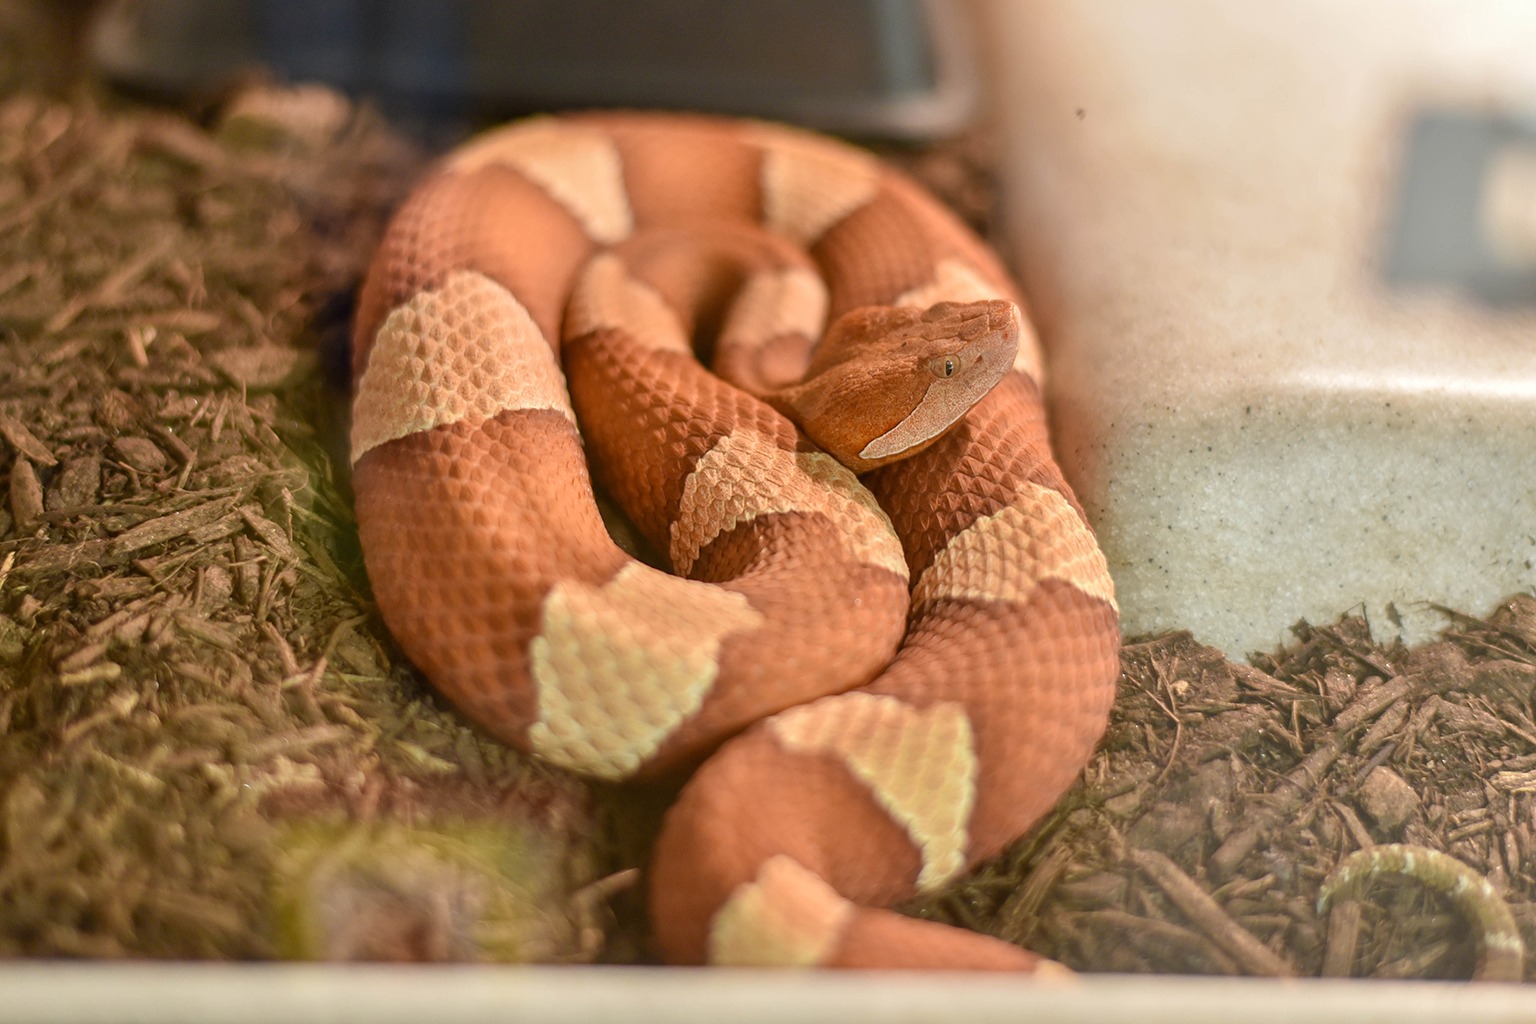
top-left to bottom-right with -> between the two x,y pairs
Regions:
772,299 -> 1020,473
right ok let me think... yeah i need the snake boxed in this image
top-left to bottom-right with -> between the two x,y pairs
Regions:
1320,844 -> 1525,981
348,112 -> 1120,970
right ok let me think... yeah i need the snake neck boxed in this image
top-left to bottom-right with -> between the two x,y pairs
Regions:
565,223 -> 1021,475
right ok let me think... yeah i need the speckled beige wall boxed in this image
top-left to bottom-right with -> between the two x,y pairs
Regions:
982,0 -> 1536,655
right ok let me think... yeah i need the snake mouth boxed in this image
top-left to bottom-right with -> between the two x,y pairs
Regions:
981,329 -> 1019,381
855,303 -> 1022,465
981,302 -> 1022,377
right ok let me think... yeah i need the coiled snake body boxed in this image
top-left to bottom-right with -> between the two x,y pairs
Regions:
350,112 -> 1119,970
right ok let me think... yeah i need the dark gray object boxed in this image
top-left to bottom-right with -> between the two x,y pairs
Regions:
88,0 -> 978,140
1383,110 -> 1536,306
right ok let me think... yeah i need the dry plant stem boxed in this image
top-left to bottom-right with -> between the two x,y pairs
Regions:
44,234 -> 175,333
1210,676 -> 1412,878
1320,897 -> 1363,977
1129,848 -> 1296,977
996,844 -> 1074,935
1319,844 -> 1526,983
0,412 -> 58,465
8,457 -> 42,530
1090,907 -> 1241,975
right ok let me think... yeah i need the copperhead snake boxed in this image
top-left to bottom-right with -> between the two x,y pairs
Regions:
349,112 -> 1119,970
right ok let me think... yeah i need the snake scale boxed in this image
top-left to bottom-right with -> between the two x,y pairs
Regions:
349,112 -> 1120,970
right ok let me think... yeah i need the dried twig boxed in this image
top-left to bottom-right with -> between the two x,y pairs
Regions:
44,234 -> 175,333
0,412 -> 58,466
1129,848 -> 1296,977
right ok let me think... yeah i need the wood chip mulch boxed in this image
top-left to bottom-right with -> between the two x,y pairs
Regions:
0,84 -> 601,963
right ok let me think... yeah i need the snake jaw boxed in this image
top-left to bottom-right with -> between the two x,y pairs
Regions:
774,299 -> 1020,473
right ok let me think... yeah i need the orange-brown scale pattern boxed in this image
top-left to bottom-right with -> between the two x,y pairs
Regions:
350,112 -> 1119,970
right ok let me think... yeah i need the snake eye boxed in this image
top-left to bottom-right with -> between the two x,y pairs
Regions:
929,355 -> 958,379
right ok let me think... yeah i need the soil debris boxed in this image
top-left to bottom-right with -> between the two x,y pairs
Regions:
0,40 -> 599,961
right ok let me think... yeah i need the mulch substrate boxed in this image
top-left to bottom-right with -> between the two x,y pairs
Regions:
3,0 -> 1534,981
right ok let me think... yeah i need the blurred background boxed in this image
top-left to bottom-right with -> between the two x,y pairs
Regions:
83,0 -> 980,142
